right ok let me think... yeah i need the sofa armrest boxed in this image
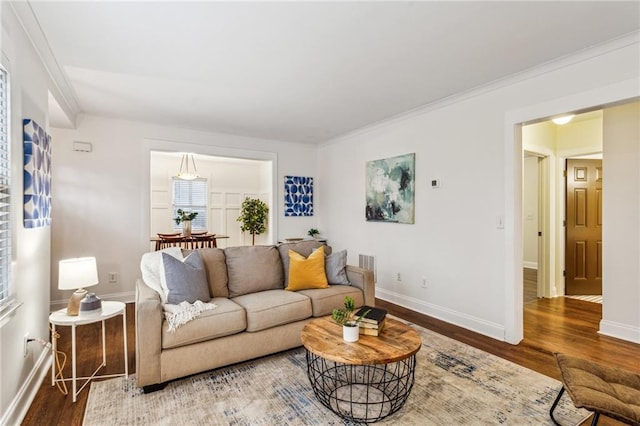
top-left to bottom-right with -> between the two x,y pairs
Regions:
345,265 -> 375,307
135,278 -> 163,387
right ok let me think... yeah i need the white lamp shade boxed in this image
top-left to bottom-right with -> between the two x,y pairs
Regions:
58,257 -> 99,290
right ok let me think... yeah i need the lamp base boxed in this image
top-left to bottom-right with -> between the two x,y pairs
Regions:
66,288 -> 88,316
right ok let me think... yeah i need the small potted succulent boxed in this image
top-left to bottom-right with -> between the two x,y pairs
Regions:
174,209 -> 198,237
331,296 -> 369,342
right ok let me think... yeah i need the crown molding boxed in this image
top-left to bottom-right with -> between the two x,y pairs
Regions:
322,30 -> 640,147
9,1 -> 79,127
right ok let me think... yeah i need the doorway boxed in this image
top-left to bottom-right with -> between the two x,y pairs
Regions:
521,111 -> 603,303
505,82 -> 638,345
143,137 -> 279,249
523,153 -> 543,303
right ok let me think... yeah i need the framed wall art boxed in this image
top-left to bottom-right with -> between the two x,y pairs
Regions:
284,175 -> 313,216
365,153 -> 415,224
23,119 -> 52,228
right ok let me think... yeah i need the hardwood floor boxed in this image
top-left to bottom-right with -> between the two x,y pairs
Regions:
22,304 -> 136,426
523,267 -> 538,304
23,299 -> 639,425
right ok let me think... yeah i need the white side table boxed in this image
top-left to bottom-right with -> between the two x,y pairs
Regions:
49,300 -> 128,402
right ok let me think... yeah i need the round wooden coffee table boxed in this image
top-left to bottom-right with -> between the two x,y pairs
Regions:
300,316 -> 421,423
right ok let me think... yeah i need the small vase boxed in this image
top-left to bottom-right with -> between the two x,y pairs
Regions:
343,323 -> 359,342
182,220 -> 192,237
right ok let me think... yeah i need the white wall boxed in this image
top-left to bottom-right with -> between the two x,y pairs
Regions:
0,4 -> 54,424
318,36 -> 640,342
49,114 -> 318,306
556,116 -> 603,154
601,101 -> 640,342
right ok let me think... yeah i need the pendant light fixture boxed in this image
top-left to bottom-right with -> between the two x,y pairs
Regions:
552,115 -> 575,125
177,153 -> 198,180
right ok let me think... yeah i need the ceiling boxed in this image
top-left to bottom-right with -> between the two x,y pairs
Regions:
20,1 -> 640,144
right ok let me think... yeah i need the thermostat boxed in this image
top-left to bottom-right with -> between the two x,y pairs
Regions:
431,179 -> 440,188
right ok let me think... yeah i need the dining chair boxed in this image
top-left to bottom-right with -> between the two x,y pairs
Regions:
158,234 -> 183,250
193,234 -> 216,248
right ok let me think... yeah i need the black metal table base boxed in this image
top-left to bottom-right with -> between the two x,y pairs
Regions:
305,350 -> 417,423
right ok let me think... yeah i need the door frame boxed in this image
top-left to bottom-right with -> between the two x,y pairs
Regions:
523,150 -> 552,298
503,78 -> 638,344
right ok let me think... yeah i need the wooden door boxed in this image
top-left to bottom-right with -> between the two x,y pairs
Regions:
565,159 -> 602,295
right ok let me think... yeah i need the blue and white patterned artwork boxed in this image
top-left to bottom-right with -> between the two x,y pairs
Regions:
23,119 -> 52,228
284,176 -> 313,217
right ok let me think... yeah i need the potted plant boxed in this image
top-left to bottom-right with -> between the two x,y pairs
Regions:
174,209 -> 198,237
331,296 -> 369,342
307,228 -> 320,239
237,198 -> 269,245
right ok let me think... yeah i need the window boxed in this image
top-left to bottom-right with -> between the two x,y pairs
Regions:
172,177 -> 207,231
0,64 -> 15,323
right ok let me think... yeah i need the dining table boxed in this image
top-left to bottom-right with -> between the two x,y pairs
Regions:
150,233 -> 229,251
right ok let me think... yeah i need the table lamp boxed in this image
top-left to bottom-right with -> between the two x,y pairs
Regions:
58,257 -> 99,316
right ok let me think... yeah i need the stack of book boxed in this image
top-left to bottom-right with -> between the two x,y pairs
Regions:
353,306 -> 387,336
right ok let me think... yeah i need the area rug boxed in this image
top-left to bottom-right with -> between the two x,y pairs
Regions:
84,319 -> 588,425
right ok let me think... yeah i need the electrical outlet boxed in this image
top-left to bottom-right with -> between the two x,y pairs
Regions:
421,277 -> 427,289
23,334 -> 29,357
108,272 -> 118,283
396,272 -> 402,282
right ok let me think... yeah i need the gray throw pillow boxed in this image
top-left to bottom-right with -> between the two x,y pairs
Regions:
324,249 -> 350,285
162,251 -> 210,304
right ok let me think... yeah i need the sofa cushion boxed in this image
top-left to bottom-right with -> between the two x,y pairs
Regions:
162,252 -> 210,305
278,240 -> 330,287
162,298 -> 246,349
286,246 -> 329,291
225,246 -> 284,297
297,285 -> 364,317
197,248 -> 229,298
232,289 -> 312,332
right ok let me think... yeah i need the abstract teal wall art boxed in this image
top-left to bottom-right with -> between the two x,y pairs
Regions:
284,176 -> 313,216
365,153 -> 415,224
23,119 -> 52,228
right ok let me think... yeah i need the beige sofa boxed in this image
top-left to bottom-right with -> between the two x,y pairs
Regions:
135,240 -> 374,390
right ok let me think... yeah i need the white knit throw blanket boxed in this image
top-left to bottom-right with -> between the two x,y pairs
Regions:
164,300 -> 217,333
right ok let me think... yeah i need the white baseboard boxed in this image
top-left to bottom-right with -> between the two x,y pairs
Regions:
50,291 -> 135,312
522,261 -> 538,270
599,319 -> 640,344
0,347 -> 51,426
376,288 -> 505,342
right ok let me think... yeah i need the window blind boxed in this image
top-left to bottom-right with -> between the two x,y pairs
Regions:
0,66 -> 11,305
172,177 -> 207,230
